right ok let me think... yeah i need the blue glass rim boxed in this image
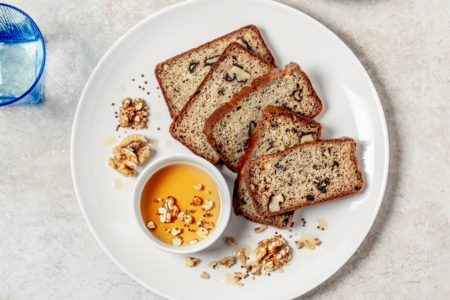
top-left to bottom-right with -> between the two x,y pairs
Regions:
0,3 -> 46,106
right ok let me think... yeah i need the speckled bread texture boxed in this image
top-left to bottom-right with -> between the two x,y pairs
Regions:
246,138 -> 364,217
155,25 -> 275,118
170,43 -> 275,163
234,106 -> 322,228
204,62 -> 323,172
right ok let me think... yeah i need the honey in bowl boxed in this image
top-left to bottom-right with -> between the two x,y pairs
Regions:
140,163 -> 221,247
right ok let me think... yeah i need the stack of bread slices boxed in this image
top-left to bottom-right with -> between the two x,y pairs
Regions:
155,25 -> 364,228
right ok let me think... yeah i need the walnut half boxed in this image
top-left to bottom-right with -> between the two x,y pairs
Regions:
108,134 -> 151,176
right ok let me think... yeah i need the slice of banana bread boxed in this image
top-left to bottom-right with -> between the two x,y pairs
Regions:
155,25 -> 275,118
246,138 -> 364,217
170,43 -> 275,163
204,63 -> 323,172
234,106 -> 322,228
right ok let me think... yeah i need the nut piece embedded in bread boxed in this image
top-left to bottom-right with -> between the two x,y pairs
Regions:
170,42 -> 275,163
155,25 -> 275,118
233,106 -> 322,228
246,138 -> 364,217
204,63 -> 323,171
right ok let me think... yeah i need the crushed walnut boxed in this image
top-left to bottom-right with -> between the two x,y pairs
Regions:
296,236 -> 322,250
229,272 -> 247,286
190,196 -> 203,206
193,183 -> 204,191
197,227 -> 209,238
235,247 -> 248,265
146,221 -> 156,230
218,256 -> 236,268
202,200 -> 214,211
172,236 -> 183,247
208,260 -> 219,269
200,271 -> 210,279
244,235 -> 292,275
118,97 -> 149,129
184,256 -> 200,267
108,134 -> 151,176
253,225 -> 268,233
223,236 -> 236,245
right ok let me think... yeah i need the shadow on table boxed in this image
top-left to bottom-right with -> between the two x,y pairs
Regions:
272,2 -> 402,300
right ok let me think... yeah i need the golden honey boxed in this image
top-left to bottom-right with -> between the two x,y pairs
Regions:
141,163 -> 221,246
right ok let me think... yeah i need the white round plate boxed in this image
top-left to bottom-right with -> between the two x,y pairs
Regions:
71,0 -> 389,299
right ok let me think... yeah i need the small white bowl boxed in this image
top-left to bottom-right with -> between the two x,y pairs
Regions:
133,154 -> 231,254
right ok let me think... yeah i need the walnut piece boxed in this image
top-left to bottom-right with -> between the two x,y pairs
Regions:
225,64 -> 251,83
146,221 -> 156,230
245,235 -> 292,275
253,225 -> 268,233
202,200 -> 214,211
230,272 -> 247,286
218,256 -> 236,268
108,134 -> 151,176
184,256 -> 200,267
235,247 -> 247,265
268,194 -> 284,212
296,237 -> 322,250
204,56 -> 219,66
200,271 -> 210,279
172,237 -> 183,247
163,196 -> 180,217
300,133 -> 315,143
208,260 -> 219,269
118,97 -> 149,129
197,227 -> 209,239
190,196 -> 203,206
223,236 -> 236,245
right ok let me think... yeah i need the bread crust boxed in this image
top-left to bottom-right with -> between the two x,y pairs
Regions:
155,25 -> 275,119
244,137 -> 364,217
204,62 -> 323,171
169,42 -> 276,164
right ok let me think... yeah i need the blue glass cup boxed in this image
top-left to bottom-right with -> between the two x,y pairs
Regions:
0,4 -> 46,106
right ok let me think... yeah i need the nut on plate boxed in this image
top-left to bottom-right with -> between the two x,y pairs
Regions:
253,225 -> 268,233
208,260 -> 219,269
218,256 -> 236,268
230,272 -> 247,286
184,256 -> 200,267
200,271 -> 210,279
245,235 -> 292,275
108,134 -> 151,176
223,236 -> 236,245
235,248 -> 247,265
118,97 -> 149,129
296,237 -> 321,250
